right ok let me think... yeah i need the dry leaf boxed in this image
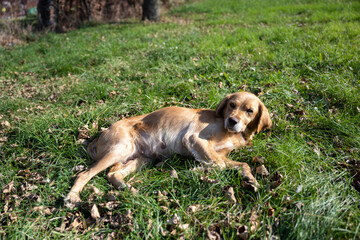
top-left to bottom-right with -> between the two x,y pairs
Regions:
249,208 -> 259,233
160,226 -> 168,237
77,125 -> 91,139
268,206 -> 274,217
270,172 -> 283,189
72,165 -> 85,172
147,219 -> 153,231
107,191 -> 120,201
102,201 -> 120,210
170,169 -> 179,178
0,120 -> 11,128
25,193 -> 41,202
44,207 -> 56,215
187,204 -> 200,213
237,225 -> 249,240
160,206 -> 169,213
206,229 -> 221,240
167,213 -> 180,225
91,204 -> 101,220
33,206 -> 44,214
3,180 -> 15,194
200,176 -> 219,184
157,190 -> 169,203
178,223 -> 189,231
89,185 -> 102,195
252,156 -> 264,164
295,202 -> 304,210
223,186 -> 237,204
92,120 -> 98,130
256,165 -> 269,176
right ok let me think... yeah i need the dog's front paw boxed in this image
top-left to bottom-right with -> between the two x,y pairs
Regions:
64,192 -> 82,209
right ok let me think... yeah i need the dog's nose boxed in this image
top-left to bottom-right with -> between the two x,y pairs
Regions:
228,117 -> 238,127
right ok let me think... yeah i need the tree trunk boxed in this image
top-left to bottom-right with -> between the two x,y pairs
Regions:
54,0 -> 142,30
142,0 -> 160,22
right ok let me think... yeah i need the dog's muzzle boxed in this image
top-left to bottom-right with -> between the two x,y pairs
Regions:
225,117 -> 245,133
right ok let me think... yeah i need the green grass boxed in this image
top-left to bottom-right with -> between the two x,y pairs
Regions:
1,0 -> 360,239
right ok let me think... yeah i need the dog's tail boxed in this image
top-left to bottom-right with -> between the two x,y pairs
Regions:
87,137 -> 98,160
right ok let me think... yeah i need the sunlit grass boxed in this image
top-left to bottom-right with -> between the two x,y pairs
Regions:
0,0 -> 359,239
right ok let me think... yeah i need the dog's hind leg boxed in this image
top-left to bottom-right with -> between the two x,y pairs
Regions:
65,151 -> 125,208
107,157 -> 153,192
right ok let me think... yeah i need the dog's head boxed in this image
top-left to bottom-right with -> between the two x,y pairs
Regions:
215,92 -> 272,134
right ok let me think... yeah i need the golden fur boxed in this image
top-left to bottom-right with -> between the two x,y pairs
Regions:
65,92 -> 272,208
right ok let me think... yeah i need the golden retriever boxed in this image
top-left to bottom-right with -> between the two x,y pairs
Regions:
65,91 -> 272,208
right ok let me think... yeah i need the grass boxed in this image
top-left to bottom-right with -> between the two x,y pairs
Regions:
1,0 -> 360,239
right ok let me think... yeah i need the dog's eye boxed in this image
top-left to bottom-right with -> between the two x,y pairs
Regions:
229,102 -> 236,108
247,109 -> 253,114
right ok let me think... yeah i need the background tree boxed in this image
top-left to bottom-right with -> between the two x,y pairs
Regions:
142,0 -> 160,21
54,0 -> 143,30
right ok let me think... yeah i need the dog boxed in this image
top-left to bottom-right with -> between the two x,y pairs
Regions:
65,91 -> 272,208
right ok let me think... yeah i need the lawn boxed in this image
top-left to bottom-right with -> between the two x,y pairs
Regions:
0,0 -> 359,239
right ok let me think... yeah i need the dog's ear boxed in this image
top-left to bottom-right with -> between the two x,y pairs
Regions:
256,101 -> 272,133
215,95 -> 230,117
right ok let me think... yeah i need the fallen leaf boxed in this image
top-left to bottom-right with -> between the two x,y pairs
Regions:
33,206 -> 44,214
76,138 -> 89,145
160,206 -> 169,213
89,185 -> 102,195
2,180 -> 15,194
147,219 -> 153,230
207,229 -> 221,240
160,226 -> 168,237
223,186 -> 237,204
256,165 -> 269,176
103,201 -> 120,210
268,206 -> 274,217
107,191 -> 120,201
237,225 -> 249,240
25,193 -> 41,202
178,223 -> 189,231
200,176 -> 219,184
92,120 -> 98,130
0,120 -> 11,128
295,202 -> 304,210
157,190 -> 169,205
170,169 -> 178,179
270,172 -> 283,189
91,204 -> 101,220
72,165 -> 85,172
249,207 -> 259,232
77,125 -> 90,139
44,207 -> 56,215
187,204 -> 200,213
166,213 -> 180,225
252,156 -> 264,164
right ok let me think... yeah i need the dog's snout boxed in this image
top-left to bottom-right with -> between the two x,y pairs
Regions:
228,117 -> 238,127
